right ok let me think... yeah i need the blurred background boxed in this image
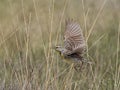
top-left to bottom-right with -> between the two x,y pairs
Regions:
0,0 -> 120,90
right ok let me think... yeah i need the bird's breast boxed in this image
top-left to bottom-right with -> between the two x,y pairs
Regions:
63,56 -> 81,64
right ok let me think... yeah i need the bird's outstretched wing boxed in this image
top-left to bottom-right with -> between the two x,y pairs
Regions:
64,19 -> 86,55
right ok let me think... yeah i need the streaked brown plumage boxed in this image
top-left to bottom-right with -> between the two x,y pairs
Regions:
64,19 -> 86,54
55,19 -> 88,71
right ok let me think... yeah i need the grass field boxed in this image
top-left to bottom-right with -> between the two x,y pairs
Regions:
0,0 -> 120,90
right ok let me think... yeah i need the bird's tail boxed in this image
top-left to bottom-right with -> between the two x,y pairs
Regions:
82,58 -> 93,64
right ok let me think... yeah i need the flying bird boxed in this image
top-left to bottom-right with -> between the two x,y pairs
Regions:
55,19 -> 88,71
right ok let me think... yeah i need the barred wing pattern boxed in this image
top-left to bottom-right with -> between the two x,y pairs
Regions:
64,20 -> 86,54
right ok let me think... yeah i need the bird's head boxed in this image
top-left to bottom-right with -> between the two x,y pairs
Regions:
54,46 -> 65,55
55,46 -> 63,52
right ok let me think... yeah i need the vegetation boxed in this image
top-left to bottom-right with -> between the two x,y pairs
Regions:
0,0 -> 120,90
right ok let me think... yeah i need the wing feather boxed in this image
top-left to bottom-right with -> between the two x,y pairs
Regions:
64,19 -> 86,54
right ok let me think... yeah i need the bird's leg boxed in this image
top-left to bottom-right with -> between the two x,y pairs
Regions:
80,61 -> 84,70
74,61 -> 83,72
74,66 -> 79,72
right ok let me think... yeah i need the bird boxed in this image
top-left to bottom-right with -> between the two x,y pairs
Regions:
55,19 -> 88,71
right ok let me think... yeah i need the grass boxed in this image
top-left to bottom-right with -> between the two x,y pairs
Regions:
0,0 -> 120,90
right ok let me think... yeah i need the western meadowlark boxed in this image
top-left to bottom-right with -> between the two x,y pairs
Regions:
55,19 -> 88,71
